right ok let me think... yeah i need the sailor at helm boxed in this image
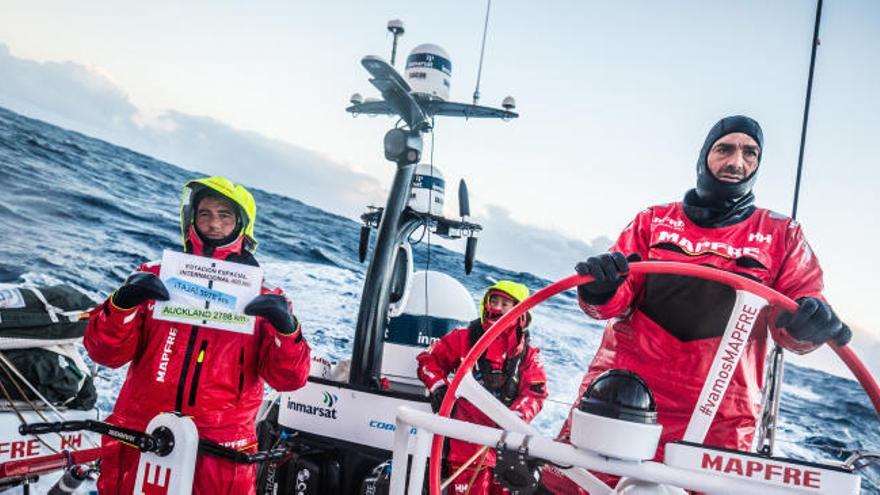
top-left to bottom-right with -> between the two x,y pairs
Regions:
417,280 -> 548,495
541,116 -> 851,493
84,176 -> 311,495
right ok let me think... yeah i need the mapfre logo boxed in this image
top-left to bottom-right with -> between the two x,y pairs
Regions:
656,231 -> 762,259
652,216 -> 685,231
141,462 -> 172,495
155,328 -> 178,383
701,452 -> 821,488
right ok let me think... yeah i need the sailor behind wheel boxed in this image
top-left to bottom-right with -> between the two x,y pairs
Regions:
540,115 -> 852,494
417,281 -> 549,494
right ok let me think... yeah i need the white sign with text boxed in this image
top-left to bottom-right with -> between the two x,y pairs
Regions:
153,250 -> 262,334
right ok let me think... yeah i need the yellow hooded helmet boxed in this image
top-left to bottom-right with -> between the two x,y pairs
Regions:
180,176 -> 258,253
479,280 -> 531,327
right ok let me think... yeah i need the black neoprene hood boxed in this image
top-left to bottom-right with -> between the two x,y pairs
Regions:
695,115 -> 764,202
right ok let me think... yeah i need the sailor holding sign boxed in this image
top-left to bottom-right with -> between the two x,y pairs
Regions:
85,176 -> 311,494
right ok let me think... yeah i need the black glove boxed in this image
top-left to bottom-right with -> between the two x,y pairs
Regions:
575,252 -> 634,305
430,385 -> 448,413
776,297 -> 852,345
111,272 -> 169,310
244,294 -> 299,335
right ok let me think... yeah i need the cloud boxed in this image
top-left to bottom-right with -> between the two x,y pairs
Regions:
128,111 -> 387,218
475,204 -> 612,280
0,43 -> 384,218
0,42 -> 612,275
0,44 -> 139,140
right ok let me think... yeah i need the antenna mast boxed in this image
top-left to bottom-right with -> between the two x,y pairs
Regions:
387,19 -> 405,66
472,0 -> 493,105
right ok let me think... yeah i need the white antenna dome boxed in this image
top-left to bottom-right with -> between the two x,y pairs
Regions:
405,44 -> 452,101
409,163 -> 445,216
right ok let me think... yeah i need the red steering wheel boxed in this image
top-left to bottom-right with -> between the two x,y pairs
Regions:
428,261 -> 880,494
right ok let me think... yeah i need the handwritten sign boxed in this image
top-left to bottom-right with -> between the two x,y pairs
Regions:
153,250 -> 263,334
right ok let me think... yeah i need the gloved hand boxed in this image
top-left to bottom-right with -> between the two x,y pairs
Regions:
111,272 -> 169,310
575,252 -> 635,305
776,297 -> 852,345
244,294 -> 299,335
430,385 -> 448,413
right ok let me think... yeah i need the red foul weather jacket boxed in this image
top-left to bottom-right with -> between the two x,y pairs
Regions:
417,320 -> 548,467
85,235 -> 311,494
545,202 -> 824,493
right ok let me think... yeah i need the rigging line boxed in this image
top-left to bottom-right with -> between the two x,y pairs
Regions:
792,0 -> 824,220
425,117 -> 437,318
0,360 -> 60,454
473,0 -> 493,105
0,353 -> 100,449
543,396 -> 579,407
465,446 -> 490,492
0,355 -> 59,425
441,446 -> 490,490
0,368 -> 54,428
408,223 -> 428,245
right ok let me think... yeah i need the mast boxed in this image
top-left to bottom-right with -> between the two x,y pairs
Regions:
791,0 -> 824,220
346,15 -> 513,387
349,130 -> 423,387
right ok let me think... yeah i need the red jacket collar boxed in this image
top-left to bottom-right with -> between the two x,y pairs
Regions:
482,325 -> 525,367
186,225 -> 246,260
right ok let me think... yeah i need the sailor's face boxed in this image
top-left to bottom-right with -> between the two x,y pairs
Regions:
706,132 -> 760,183
195,197 -> 238,240
487,293 -> 517,317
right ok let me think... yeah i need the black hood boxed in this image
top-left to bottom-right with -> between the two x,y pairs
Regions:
695,115 -> 763,202
684,115 -> 762,228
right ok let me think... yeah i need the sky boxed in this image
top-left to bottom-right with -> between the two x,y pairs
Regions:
0,0 -> 878,373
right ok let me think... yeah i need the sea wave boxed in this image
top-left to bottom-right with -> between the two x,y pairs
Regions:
1,105 -> 877,492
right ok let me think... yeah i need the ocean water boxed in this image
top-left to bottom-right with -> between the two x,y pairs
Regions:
0,106 -> 877,492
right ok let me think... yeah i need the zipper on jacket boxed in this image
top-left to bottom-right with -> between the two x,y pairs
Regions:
187,340 -> 208,407
237,347 -> 245,400
175,326 -> 200,412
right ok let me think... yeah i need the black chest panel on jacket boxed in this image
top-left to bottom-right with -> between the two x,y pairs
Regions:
468,319 -> 526,405
637,273 -> 737,342
225,250 -> 259,267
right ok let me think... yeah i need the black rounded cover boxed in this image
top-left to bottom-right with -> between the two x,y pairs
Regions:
579,369 -> 657,424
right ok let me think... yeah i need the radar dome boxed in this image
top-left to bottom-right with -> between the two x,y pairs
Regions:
409,163 -> 445,216
405,44 -> 452,101
382,271 -> 476,389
